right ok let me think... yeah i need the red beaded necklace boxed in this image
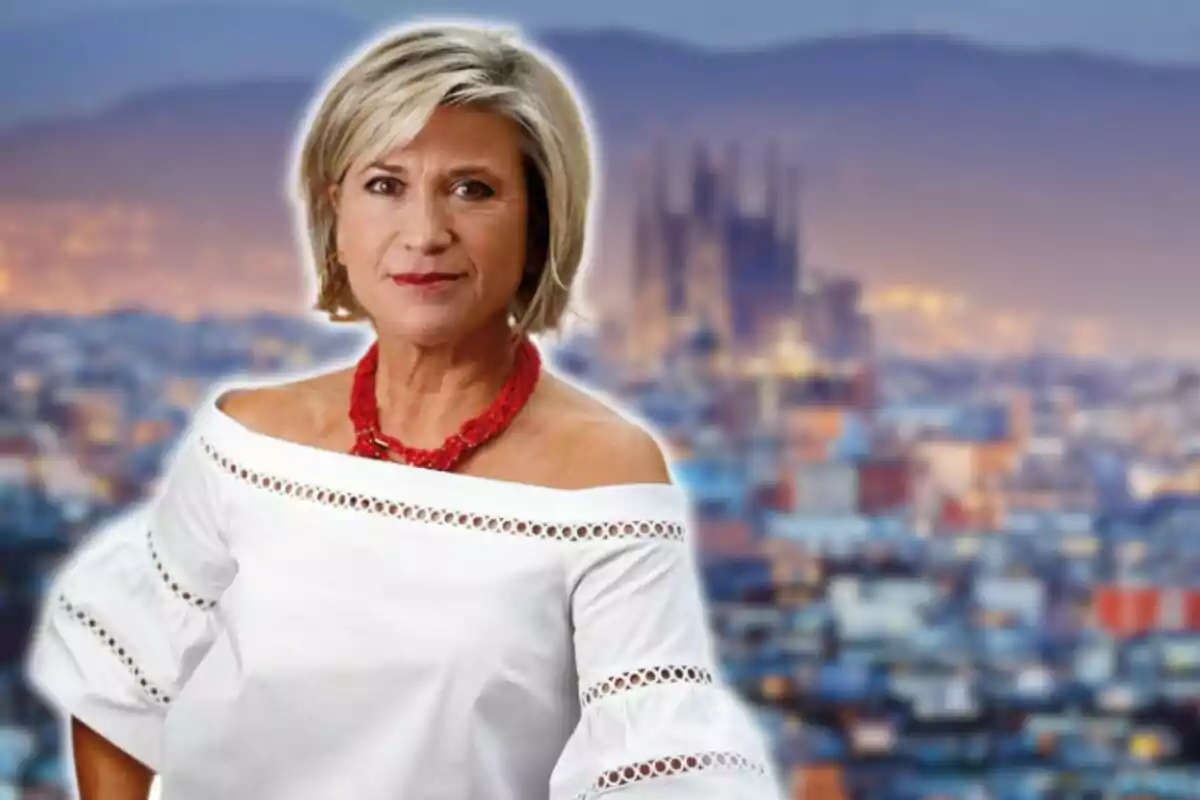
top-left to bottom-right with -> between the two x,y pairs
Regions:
348,337 -> 542,471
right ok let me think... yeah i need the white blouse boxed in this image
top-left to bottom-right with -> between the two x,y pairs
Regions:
24,395 -> 783,799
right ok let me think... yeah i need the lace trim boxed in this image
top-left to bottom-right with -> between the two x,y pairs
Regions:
580,665 -> 714,709
58,595 -> 172,706
576,751 -> 769,798
145,529 -> 217,610
200,438 -> 685,542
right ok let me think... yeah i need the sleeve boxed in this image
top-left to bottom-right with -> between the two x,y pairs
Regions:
549,516 -> 785,799
23,426 -> 238,772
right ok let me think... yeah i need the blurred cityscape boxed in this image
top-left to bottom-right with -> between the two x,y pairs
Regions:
1,144 -> 1199,800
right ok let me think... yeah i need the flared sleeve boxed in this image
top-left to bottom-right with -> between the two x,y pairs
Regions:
23,421 -> 237,771
549,488 -> 783,799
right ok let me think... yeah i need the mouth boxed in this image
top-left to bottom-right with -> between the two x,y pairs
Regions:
390,272 -> 464,286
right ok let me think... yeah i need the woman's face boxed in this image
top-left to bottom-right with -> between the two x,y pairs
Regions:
333,105 -> 529,345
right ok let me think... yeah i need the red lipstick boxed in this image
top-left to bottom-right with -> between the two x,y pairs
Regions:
390,273 -> 462,286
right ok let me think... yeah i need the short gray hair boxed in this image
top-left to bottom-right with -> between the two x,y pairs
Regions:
293,19 -> 596,335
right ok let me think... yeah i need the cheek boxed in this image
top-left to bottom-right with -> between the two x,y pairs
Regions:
335,197 -> 392,262
460,211 -> 528,285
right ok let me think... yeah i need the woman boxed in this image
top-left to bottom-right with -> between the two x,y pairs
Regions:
24,20 -> 783,800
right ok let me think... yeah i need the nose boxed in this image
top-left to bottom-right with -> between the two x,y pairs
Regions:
397,189 -> 453,254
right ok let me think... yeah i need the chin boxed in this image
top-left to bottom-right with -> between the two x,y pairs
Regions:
379,318 -> 464,347
371,304 -> 478,346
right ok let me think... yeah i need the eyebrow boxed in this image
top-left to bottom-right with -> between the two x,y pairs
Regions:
364,161 -> 405,174
364,161 -> 505,180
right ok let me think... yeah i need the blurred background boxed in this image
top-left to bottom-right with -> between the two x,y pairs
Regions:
2,1 -> 1200,798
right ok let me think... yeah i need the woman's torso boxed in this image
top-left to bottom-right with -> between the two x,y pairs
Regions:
157,379 -> 669,799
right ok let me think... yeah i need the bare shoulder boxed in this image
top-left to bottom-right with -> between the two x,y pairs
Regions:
531,374 -> 673,488
215,370 -> 352,443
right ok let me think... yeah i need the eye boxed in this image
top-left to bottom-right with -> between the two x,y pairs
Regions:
365,176 -> 403,196
453,180 -> 495,200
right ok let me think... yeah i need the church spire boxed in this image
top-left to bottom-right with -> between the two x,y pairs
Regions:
651,133 -> 670,216
690,140 -> 718,223
764,140 -> 781,228
722,141 -> 741,217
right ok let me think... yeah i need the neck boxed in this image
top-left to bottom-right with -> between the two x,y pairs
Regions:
371,316 -> 520,447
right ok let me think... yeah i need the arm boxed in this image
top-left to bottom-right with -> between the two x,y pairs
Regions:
72,717 -> 154,800
549,428 -> 783,798
26,418 -> 237,782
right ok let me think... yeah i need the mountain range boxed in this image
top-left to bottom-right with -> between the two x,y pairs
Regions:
1,6 -> 1199,352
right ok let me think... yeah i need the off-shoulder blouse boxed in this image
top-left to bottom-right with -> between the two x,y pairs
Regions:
25,393 -> 782,799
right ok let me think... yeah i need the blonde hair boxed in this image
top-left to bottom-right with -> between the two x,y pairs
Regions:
293,19 -> 596,336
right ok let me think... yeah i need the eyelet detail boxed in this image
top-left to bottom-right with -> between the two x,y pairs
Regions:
580,665 -> 714,708
200,438 -> 685,543
146,529 -> 217,610
580,751 -> 768,797
59,595 -> 172,706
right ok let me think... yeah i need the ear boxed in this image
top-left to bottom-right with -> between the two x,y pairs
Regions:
326,182 -> 340,209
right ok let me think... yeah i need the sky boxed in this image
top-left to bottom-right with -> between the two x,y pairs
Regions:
4,0 -> 1200,64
